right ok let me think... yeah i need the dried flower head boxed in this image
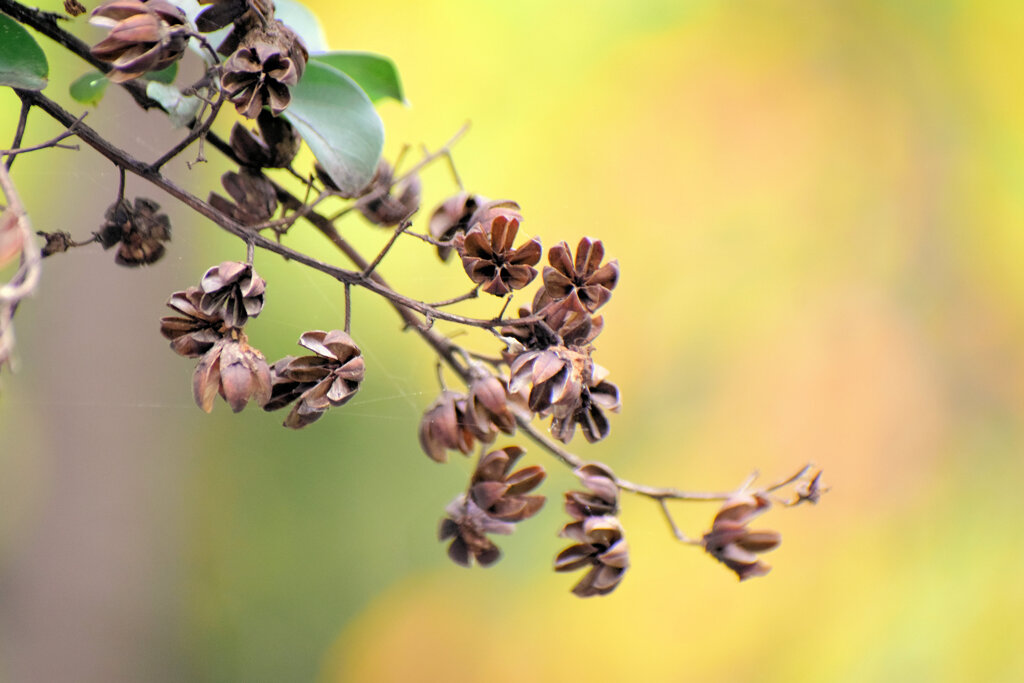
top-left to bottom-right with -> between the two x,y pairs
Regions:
198,261 -> 266,328
702,492 -> 782,581
501,289 -> 604,355
543,237 -> 619,314
439,494 -> 514,568
193,333 -> 272,413
466,199 -> 521,234
208,170 -> 278,225
550,378 -> 621,444
469,446 -> 546,522
90,0 -> 188,83
97,198 -> 171,267
195,0 -> 272,32
357,161 -> 421,227
160,286 -> 226,357
264,330 -> 365,429
428,192 -> 485,261
418,390 -> 477,462
454,213 -> 541,297
230,110 -> 302,169
565,463 -> 619,520
465,373 -> 517,440
554,515 -> 630,597
507,345 -> 591,416
221,28 -> 308,118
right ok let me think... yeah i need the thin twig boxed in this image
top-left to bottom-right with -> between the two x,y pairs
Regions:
343,283 -> 351,333
4,99 -> 30,170
428,286 -> 479,308
1,114 -> 85,158
658,499 -> 700,544
362,218 -> 411,278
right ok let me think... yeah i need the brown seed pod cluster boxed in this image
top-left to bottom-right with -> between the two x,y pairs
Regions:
96,197 -> 172,267
160,261 -> 271,413
555,464 -> 629,597
439,447 -> 546,567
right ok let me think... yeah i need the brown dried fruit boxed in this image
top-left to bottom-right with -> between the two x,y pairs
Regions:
554,515 -> 630,597
465,199 -> 521,235
507,345 -> 590,416
549,379 -> 621,444
357,161 -> 421,227
418,390 -> 477,462
64,0 -> 86,17
564,463 -> 619,520
97,198 -> 171,267
438,494 -> 514,568
160,286 -> 226,357
501,288 -> 604,354
195,0 -> 272,32
469,446 -> 546,522
229,109 -> 301,169
90,0 -> 188,83
464,373 -> 517,440
428,192 -> 485,261
221,28 -> 307,118
192,333 -> 272,413
702,492 -> 781,581
198,261 -> 266,328
208,170 -> 278,225
264,330 -> 365,429
454,209 -> 540,297
543,237 -> 619,314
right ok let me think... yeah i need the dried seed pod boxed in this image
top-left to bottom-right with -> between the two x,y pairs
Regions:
465,199 -> 521,234
549,379 -> 621,444
221,25 -> 308,118
428,192 -> 486,261
160,286 -> 226,357
564,463 -> 619,520
192,334 -> 272,413
702,493 -> 781,581
98,198 -> 171,267
500,288 -> 604,355
357,161 -> 421,227
194,0 -> 272,32
453,214 -> 541,297
464,373 -> 517,439
229,109 -> 301,169
469,446 -> 546,522
90,0 -> 188,83
507,345 -> 590,416
208,170 -> 278,225
438,494 -> 515,568
264,330 -> 366,429
418,390 -> 477,463
555,515 -> 630,597
198,261 -> 266,328
543,237 -> 619,314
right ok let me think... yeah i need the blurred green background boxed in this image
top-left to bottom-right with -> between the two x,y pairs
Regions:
2,0 -> 1024,681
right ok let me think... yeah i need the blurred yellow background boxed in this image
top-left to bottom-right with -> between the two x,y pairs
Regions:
2,0 -> 1024,681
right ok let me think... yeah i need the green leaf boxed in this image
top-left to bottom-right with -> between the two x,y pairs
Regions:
69,71 -> 109,106
146,81 -> 201,128
146,62 -> 178,84
0,14 -> 49,90
275,0 -> 329,53
310,52 -> 405,105
284,61 -> 384,196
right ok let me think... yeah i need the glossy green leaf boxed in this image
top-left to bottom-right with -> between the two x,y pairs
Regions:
275,0 -> 329,53
146,62 -> 178,84
0,14 -> 49,90
284,61 -> 384,196
146,81 -> 201,128
69,71 -> 109,106
310,52 -> 405,105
